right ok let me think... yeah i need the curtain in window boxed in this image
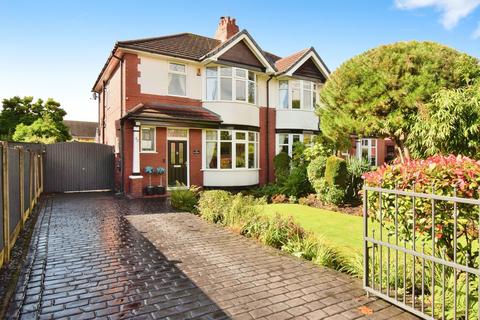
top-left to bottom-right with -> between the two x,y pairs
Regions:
168,73 -> 186,96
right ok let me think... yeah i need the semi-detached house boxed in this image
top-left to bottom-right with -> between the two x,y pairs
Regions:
92,17 -> 391,198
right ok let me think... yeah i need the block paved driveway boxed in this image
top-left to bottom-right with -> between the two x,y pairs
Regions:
7,193 -> 417,320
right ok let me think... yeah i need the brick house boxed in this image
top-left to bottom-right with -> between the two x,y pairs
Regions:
92,17 -> 391,197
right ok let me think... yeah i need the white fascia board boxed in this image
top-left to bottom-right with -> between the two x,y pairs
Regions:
204,34 -> 275,74
285,51 -> 330,79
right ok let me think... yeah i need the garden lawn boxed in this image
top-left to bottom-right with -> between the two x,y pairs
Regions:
260,204 -> 363,254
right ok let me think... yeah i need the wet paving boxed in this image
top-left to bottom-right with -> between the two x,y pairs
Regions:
6,193 -> 417,320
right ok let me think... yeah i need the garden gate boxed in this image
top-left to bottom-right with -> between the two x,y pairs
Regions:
44,142 -> 114,192
363,185 -> 480,319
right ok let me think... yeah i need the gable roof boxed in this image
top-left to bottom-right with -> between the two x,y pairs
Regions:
274,48 -> 310,73
118,33 -> 221,61
64,120 -> 98,138
275,47 -> 330,80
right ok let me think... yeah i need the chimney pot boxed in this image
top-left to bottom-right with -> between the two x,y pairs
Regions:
214,16 -> 239,42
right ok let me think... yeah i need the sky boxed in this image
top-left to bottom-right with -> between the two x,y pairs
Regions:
1,0 -> 480,122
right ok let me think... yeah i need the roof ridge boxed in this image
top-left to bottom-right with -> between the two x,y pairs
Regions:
118,32 -> 218,45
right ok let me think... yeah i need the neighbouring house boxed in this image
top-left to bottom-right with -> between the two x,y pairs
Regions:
92,16 -> 390,197
64,120 -> 98,142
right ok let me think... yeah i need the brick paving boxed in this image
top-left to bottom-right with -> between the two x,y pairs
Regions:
6,193 -> 417,320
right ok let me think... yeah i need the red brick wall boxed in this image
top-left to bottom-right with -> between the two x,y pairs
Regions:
123,121 -> 134,194
189,129 -> 203,186
259,107 -> 276,185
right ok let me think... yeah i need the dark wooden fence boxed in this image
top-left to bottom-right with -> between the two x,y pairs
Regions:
0,142 -> 44,268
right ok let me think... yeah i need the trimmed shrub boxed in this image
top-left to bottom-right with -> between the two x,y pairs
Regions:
170,185 -> 201,213
324,156 -> 348,188
273,152 -> 291,182
307,156 -> 328,186
198,190 -> 232,224
280,165 -> 313,198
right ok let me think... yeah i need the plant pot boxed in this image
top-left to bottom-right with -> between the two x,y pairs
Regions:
144,186 -> 155,195
155,186 -> 166,195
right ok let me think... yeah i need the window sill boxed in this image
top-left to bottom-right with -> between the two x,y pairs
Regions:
276,108 -> 315,112
202,168 -> 260,172
203,100 -> 258,107
166,93 -> 188,98
140,151 -> 157,154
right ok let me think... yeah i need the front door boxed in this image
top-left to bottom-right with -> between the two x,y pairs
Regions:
168,140 -> 188,187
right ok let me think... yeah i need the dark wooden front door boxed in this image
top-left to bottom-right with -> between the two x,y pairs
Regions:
168,140 -> 188,187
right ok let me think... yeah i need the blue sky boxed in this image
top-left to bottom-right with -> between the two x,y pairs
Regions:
1,0 -> 480,121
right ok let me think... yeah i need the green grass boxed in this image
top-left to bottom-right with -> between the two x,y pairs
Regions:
260,204 -> 363,254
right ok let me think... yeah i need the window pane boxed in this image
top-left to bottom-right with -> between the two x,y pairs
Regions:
292,134 -> 301,143
291,81 -> 300,109
248,71 -> 255,81
236,143 -> 246,168
279,88 -> 288,109
303,90 -> 312,109
206,130 -> 217,140
168,73 -> 186,96
220,130 -> 232,140
236,69 -> 246,78
170,63 -> 185,73
236,132 -> 246,140
206,67 -> 217,77
206,78 -> 218,100
248,143 -> 255,168
236,80 -> 246,101
279,133 -> 289,145
206,142 -> 217,169
220,142 -> 232,169
168,129 -> 188,138
304,134 -> 312,145
141,128 -> 154,151
220,77 -> 232,100
279,80 -> 288,90
248,132 -> 255,141
313,90 -> 317,107
281,145 -> 289,154
220,67 -> 232,76
248,81 -> 255,104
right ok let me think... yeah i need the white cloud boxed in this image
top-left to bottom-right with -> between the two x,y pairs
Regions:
395,0 -> 480,29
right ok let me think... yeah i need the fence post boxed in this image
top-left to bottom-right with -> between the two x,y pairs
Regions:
19,147 -> 24,226
2,142 -> 10,264
363,188 -> 369,292
39,152 -> 43,194
29,152 -> 34,217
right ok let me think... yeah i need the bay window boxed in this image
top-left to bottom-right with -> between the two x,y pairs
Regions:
205,129 -> 259,169
278,80 -> 317,110
206,66 -> 256,104
168,63 -> 186,96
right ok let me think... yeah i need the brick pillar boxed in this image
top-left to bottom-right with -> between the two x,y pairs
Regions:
259,107 -> 276,185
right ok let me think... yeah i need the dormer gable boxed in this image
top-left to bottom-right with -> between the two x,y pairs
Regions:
218,39 -> 264,69
275,48 -> 330,82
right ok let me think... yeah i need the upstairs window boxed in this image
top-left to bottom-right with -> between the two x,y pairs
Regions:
168,63 -> 186,96
206,66 -> 256,104
278,80 -> 317,110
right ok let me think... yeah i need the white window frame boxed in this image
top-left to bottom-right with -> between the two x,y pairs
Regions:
203,129 -> 259,170
278,79 -> 317,111
356,138 -> 377,166
276,133 -> 315,157
140,126 -> 156,153
205,66 -> 257,105
168,62 -> 187,97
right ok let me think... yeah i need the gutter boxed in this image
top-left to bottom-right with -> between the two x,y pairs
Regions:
111,54 -> 124,193
266,75 -> 273,183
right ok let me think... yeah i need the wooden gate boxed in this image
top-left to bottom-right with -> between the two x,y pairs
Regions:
44,142 -> 114,192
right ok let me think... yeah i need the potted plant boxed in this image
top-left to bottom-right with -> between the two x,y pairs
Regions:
144,166 -> 155,195
155,167 -> 166,195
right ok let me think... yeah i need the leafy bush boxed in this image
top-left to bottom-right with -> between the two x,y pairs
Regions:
307,156 -> 328,186
274,152 -> 291,183
170,185 -> 201,213
271,194 -> 287,204
345,156 -> 371,201
250,183 -> 281,202
322,186 -> 345,205
223,194 -> 264,230
364,155 -> 480,263
325,156 -> 348,188
279,165 -> 313,198
258,215 -> 305,249
298,194 -> 319,207
198,190 -> 232,223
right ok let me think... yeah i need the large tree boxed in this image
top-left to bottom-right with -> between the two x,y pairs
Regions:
408,82 -> 480,159
0,96 -> 70,141
13,114 -> 70,144
319,41 -> 480,160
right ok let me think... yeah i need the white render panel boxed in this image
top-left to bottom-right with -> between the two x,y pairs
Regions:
203,102 -> 259,127
203,170 -> 259,186
276,109 -> 319,131
138,55 -> 202,99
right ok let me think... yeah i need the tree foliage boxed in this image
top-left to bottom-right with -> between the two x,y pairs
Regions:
0,96 -> 70,141
13,114 -> 70,144
408,82 -> 480,159
319,41 -> 480,155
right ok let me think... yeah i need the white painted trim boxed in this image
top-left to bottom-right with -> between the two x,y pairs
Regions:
202,34 -> 275,74
133,125 -> 141,174
285,51 -> 329,79
122,48 -> 203,65
129,175 -> 143,179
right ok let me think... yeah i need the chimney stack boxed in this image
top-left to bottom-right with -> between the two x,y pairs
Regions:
214,16 -> 239,42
